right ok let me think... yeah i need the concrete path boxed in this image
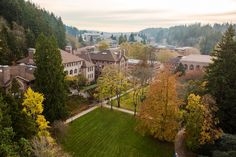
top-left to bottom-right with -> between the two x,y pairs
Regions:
103,104 -> 135,115
65,87 -> 136,124
175,129 -> 197,157
65,105 -> 99,124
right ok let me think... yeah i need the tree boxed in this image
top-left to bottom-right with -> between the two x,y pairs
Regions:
129,33 -> 135,42
98,40 -> 109,51
22,88 -> 50,137
138,69 -> 181,142
0,95 -> 33,157
34,34 -> 68,122
96,66 -> 128,109
0,26 -> 11,65
175,63 -> 186,76
183,94 -> 222,150
130,76 -> 141,116
205,25 -> 236,133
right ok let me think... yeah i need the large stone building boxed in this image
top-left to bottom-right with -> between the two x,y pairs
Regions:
75,48 -> 128,78
17,48 -> 95,82
180,55 -> 213,71
0,48 -> 96,92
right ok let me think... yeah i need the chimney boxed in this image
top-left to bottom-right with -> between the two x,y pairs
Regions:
65,46 -> 73,54
28,48 -> 36,59
0,65 -> 10,85
19,64 -> 26,79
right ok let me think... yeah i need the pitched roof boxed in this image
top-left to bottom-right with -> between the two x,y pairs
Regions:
60,49 -> 84,64
180,55 -> 213,63
82,60 -> 94,68
90,49 -> 126,62
17,49 -> 84,65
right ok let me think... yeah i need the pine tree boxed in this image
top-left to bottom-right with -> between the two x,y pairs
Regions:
0,26 -> 11,65
34,34 -> 68,122
205,25 -> 236,133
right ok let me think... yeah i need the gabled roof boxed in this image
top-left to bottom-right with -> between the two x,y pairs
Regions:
17,49 -> 84,65
81,60 -> 94,68
90,49 -> 126,62
60,49 -> 84,64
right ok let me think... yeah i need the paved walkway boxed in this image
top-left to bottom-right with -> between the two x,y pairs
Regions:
175,129 -> 197,157
65,106 -> 99,124
65,88 -> 136,124
103,104 -> 135,115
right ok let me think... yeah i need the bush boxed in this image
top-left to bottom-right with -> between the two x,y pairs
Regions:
51,121 -> 69,143
31,136 -> 70,157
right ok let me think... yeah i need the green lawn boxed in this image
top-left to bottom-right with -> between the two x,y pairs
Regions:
112,86 -> 149,111
62,108 -> 174,157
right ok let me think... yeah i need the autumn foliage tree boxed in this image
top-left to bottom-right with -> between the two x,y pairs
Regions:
96,66 -> 129,109
183,94 -> 222,150
138,69 -> 181,142
22,88 -> 50,137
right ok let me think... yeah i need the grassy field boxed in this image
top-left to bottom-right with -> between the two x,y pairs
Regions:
62,108 -> 174,157
112,86 -> 149,112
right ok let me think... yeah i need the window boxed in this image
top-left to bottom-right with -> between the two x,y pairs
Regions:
184,64 -> 188,70
196,65 -> 200,70
74,69 -> 77,74
190,64 -> 194,70
65,70 -> 68,75
70,70 -> 73,75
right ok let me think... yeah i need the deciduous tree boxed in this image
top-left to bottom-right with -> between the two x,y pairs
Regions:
138,69 -> 181,142
183,94 -> 222,150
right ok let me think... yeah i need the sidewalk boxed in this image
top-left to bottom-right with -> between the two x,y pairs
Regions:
65,87 -> 136,124
103,104 -> 135,115
65,105 -> 98,124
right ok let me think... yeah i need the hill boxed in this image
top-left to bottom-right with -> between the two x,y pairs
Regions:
0,0 -> 66,64
140,23 -> 235,54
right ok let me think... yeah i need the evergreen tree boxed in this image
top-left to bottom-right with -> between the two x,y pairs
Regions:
205,25 -> 236,133
129,33 -> 135,42
175,63 -> 186,76
0,26 -> 11,65
34,34 -> 68,122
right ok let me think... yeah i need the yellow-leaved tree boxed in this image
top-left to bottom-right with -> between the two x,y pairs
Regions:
22,87 -> 50,137
184,94 -> 222,150
138,69 -> 182,142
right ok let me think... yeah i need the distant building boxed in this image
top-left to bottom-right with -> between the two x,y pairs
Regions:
127,59 -> 161,72
180,55 -> 213,71
75,48 -> 128,79
17,48 -> 95,82
82,32 -> 102,42
0,64 -> 35,93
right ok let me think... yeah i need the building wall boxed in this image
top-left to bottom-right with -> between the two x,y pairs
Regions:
181,61 -> 209,71
63,61 -> 83,76
82,66 -> 95,83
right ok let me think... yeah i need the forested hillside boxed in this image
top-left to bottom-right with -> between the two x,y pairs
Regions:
141,23 -> 235,54
0,0 -> 66,65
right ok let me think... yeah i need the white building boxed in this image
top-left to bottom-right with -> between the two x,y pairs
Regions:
180,55 -> 213,71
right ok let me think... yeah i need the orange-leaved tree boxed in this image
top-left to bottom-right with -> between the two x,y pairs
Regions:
138,68 -> 182,142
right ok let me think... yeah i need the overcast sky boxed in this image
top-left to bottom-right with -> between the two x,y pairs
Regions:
29,0 -> 236,32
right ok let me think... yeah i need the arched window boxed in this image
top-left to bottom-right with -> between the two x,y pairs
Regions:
65,70 -> 68,75
70,70 -> 73,75
190,64 -> 194,70
196,65 -> 200,70
184,64 -> 188,70
74,69 -> 77,74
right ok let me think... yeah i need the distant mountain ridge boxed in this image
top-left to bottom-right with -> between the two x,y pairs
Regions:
140,23 -> 236,54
